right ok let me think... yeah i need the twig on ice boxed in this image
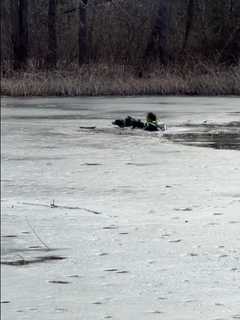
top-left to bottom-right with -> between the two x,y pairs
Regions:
25,217 -> 50,251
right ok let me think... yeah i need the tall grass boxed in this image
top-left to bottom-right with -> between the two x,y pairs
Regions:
1,62 -> 240,96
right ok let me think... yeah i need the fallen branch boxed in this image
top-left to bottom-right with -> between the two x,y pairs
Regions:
22,202 -> 102,215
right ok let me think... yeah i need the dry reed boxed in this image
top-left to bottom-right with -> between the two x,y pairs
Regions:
1,62 -> 239,96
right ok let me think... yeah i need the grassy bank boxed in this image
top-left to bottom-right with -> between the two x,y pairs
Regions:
1,63 -> 240,96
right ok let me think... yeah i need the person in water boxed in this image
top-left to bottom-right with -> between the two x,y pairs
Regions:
112,112 -> 164,131
144,112 -> 159,131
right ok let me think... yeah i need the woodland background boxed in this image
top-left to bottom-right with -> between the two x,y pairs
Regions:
1,0 -> 240,95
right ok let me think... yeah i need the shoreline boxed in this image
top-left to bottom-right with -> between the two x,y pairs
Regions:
2,92 -> 240,98
1,63 -> 240,97
2,94 -> 240,101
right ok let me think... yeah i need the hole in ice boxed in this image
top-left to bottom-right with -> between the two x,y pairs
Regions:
164,122 -> 240,150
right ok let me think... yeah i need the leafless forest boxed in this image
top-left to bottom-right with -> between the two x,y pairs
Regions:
1,0 -> 240,95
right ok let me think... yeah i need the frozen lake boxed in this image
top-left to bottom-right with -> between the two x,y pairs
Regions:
1,96 -> 240,320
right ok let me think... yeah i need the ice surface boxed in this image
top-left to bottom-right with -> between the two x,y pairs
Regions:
1,96 -> 240,320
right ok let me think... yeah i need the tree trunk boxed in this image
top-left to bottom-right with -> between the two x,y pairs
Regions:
78,0 -> 88,66
218,25 -> 240,64
11,0 -> 29,70
47,0 -> 57,68
144,0 -> 169,64
182,0 -> 194,52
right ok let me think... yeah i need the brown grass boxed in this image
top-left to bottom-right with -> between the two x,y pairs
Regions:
1,62 -> 240,96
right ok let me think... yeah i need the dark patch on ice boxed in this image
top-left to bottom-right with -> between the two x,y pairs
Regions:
1,255 -> 66,266
28,245 -> 43,249
103,225 -> 118,230
126,162 -> 159,166
1,301 -> 11,304
82,163 -> 102,166
98,252 -> 109,256
188,253 -> 198,257
84,208 -> 102,215
79,126 -> 96,130
165,132 -> 240,150
164,122 -> 240,150
1,235 -> 18,238
168,239 -> 182,243
48,280 -> 70,284
2,246 -> 61,255
41,145 -> 59,149
148,310 -> 164,314
104,268 -> 118,272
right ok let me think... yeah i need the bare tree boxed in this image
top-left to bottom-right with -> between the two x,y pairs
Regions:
2,0 -> 240,69
144,0 -> 169,64
182,0 -> 194,52
218,25 -> 240,63
11,0 -> 29,69
78,0 -> 88,65
47,0 -> 57,68
64,0 -> 89,65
